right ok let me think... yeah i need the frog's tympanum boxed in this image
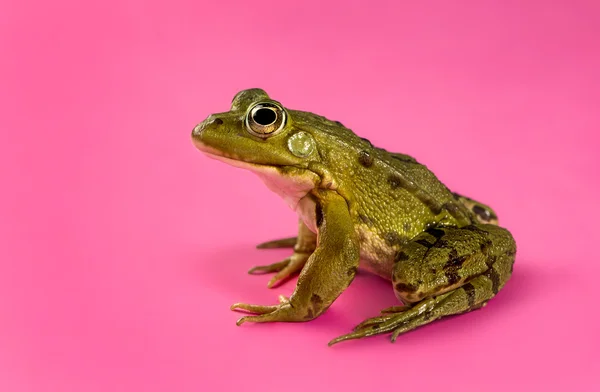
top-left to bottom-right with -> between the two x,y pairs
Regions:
192,89 -> 516,345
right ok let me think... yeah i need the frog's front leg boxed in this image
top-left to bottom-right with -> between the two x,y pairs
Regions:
232,191 -> 360,324
249,220 -> 317,288
329,224 -> 516,345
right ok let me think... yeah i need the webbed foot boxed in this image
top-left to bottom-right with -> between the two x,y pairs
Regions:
328,293 -> 452,346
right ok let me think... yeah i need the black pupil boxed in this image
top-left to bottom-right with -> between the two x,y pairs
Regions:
253,108 -> 277,126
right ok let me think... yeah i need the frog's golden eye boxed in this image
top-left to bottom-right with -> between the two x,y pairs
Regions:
245,102 -> 287,137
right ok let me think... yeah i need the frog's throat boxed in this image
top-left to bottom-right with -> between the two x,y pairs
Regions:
199,150 -> 324,211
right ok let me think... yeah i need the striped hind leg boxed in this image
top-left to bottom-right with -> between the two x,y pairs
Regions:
329,224 -> 516,345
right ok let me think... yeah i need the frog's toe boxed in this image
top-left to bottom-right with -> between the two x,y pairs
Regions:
352,314 -> 395,331
230,295 -> 291,319
328,325 -> 388,346
329,298 -> 445,345
256,237 -> 297,249
248,253 -> 309,288
230,302 -> 280,314
266,256 -> 308,288
248,258 -> 291,275
231,301 -> 307,325
348,305 -> 411,332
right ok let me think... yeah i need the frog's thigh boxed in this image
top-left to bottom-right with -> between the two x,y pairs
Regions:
393,224 -> 516,305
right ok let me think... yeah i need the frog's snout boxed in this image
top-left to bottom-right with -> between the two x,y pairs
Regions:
192,115 -> 222,138
191,122 -> 204,137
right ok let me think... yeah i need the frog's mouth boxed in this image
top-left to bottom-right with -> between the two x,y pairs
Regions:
194,141 -> 321,211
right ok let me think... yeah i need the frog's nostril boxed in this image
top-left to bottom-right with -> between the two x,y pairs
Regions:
192,116 -> 224,137
192,122 -> 205,136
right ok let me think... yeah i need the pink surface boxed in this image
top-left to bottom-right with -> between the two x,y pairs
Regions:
1,1 -> 599,391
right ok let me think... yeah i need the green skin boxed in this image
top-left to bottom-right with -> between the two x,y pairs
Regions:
191,89 -> 516,345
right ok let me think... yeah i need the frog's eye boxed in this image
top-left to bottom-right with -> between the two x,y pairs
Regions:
245,102 -> 287,138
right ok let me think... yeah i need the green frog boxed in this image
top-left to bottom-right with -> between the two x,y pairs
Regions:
191,89 -> 516,345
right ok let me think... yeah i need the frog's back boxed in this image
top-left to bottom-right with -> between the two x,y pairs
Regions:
291,111 -> 497,273
294,116 -> 474,273
351,146 -> 472,263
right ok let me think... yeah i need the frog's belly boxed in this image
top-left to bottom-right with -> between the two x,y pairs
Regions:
356,225 -> 395,281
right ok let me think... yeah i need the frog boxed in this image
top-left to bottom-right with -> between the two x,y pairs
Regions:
191,88 -> 516,345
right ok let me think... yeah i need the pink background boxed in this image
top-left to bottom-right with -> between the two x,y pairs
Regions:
1,1 -> 599,391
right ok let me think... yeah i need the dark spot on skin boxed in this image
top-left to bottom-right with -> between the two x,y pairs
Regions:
394,251 -> 410,263
371,324 -> 380,330
347,266 -> 358,277
480,240 -> 492,254
426,227 -> 445,239
213,118 -> 223,125
387,174 -> 405,190
403,222 -> 412,232
452,192 -> 462,200
443,202 -> 461,216
358,214 -> 373,226
358,150 -> 374,167
315,204 -> 323,227
310,293 -> 323,309
433,239 -> 449,249
472,205 -> 496,222
486,267 -> 501,294
395,282 -> 419,293
415,239 -> 434,248
426,200 -> 443,216
445,271 -> 461,285
361,137 -> 373,147
335,120 -> 345,127
444,250 -> 467,285
485,255 -> 497,268
446,249 -> 459,261
463,282 -> 476,307
385,231 -> 404,247
422,310 -> 434,322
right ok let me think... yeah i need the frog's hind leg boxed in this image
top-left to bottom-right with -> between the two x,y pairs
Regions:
329,224 -> 516,345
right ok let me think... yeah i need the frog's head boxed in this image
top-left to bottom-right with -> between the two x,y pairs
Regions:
192,88 -> 341,209
192,88 -> 319,168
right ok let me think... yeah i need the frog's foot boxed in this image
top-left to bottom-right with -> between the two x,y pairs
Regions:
256,237 -> 297,249
328,292 -> 457,346
248,259 -> 290,275
231,295 -> 309,324
346,305 -> 412,332
247,252 -> 310,288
